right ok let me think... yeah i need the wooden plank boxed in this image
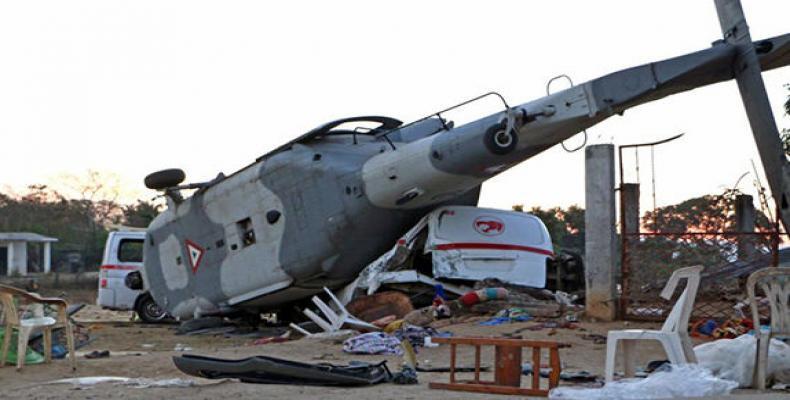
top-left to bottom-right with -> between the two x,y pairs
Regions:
549,347 -> 561,388
532,347 -> 541,390
494,345 -> 522,387
431,336 -> 563,348
429,382 -> 549,397
474,344 -> 481,383
450,343 -> 456,383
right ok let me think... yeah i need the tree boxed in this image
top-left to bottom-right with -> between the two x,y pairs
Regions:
122,200 -> 162,228
0,171 -> 135,271
632,189 -> 773,284
513,204 -> 585,253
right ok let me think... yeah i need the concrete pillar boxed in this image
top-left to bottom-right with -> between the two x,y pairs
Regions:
10,242 -> 28,275
584,144 -> 617,321
621,184 -> 641,234
736,194 -> 756,260
44,242 -> 52,273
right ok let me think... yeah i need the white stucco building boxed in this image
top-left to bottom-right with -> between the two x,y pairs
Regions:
0,232 -> 58,276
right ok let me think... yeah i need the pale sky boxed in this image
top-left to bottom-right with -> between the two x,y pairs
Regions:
1,1 -> 788,214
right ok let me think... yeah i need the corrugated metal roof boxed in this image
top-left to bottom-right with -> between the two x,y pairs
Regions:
0,232 -> 58,242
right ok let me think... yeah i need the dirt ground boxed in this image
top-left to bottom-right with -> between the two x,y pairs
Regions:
0,289 -> 783,399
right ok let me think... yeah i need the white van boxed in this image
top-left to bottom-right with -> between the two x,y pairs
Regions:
96,231 -> 167,322
357,206 -> 554,295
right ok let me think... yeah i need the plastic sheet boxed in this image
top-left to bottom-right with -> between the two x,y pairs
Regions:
548,365 -> 737,399
694,333 -> 790,387
0,327 -> 45,365
47,377 -> 195,388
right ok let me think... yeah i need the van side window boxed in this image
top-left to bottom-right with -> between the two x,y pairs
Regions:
118,239 -> 144,263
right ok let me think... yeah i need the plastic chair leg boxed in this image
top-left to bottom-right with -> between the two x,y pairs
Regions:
660,335 -> 686,366
679,333 -> 697,363
0,324 -> 11,367
604,337 -> 618,382
65,323 -> 76,371
16,327 -> 31,370
43,328 -> 52,363
754,336 -> 770,390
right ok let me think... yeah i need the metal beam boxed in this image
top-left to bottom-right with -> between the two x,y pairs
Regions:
714,0 -> 790,233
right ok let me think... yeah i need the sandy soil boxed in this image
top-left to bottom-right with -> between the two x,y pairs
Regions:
0,297 -> 783,399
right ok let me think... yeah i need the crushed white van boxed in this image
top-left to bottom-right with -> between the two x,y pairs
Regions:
96,230 -> 168,322
356,206 -> 554,296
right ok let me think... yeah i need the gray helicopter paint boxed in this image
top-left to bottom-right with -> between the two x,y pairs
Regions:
143,192 -> 230,318
143,24 -> 790,319
361,34 -> 785,211
144,119 -> 459,318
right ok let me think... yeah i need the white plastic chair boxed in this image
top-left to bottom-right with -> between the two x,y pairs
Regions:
290,287 -> 379,336
0,284 -> 76,370
605,265 -> 703,382
746,267 -> 789,390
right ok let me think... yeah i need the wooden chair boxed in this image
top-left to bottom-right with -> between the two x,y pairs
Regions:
605,265 -> 703,382
0,284 -> 76,370
746,267 -> 789,390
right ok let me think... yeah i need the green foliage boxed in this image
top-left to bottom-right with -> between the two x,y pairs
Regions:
0,183 -> 161,271
631,189 -> 773,284
513,204 -> 585,253
123,200 -> 162,228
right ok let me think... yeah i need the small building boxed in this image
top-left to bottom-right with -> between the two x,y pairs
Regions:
0,232 -> 58,276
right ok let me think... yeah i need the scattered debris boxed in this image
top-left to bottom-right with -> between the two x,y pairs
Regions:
416,364 -> 491,373
342,332 -> 403,356
695,333 -> 790,387
549,365 -> 738,399
403,307 -> 435,327
294,287 -> 379,336
84,350 -> 110,359
346,291 -> 414,322
429,337 -> 564,397
522,363 -> 599,383
46,376 -> 197,389
392,325 -> 450,351
174,343 -> 193,352
371,315 -> 397,328
691,318 -> 754,339
479,307 -> 532,326
459,287 -> 509,307
303,329 -> 357,343
176,316 -> 225,335
249,331 -> 291,346
46,376 -> 130,386
173,354 -> 392,386
391,365 -> 418,384
578,334 -> 606,344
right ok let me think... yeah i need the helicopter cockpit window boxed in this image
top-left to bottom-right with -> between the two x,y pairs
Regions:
324,121 -> 388,136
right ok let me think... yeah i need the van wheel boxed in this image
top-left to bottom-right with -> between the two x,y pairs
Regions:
135,293 -> 168,323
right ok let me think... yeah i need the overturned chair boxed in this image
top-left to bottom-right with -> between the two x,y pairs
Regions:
0,284 -> 76,370
289,287 -> 378,336
605,265 -> 703,382
746,267 -> 789,390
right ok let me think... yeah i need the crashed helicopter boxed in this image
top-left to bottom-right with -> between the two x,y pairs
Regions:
140,0 -> 790,320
